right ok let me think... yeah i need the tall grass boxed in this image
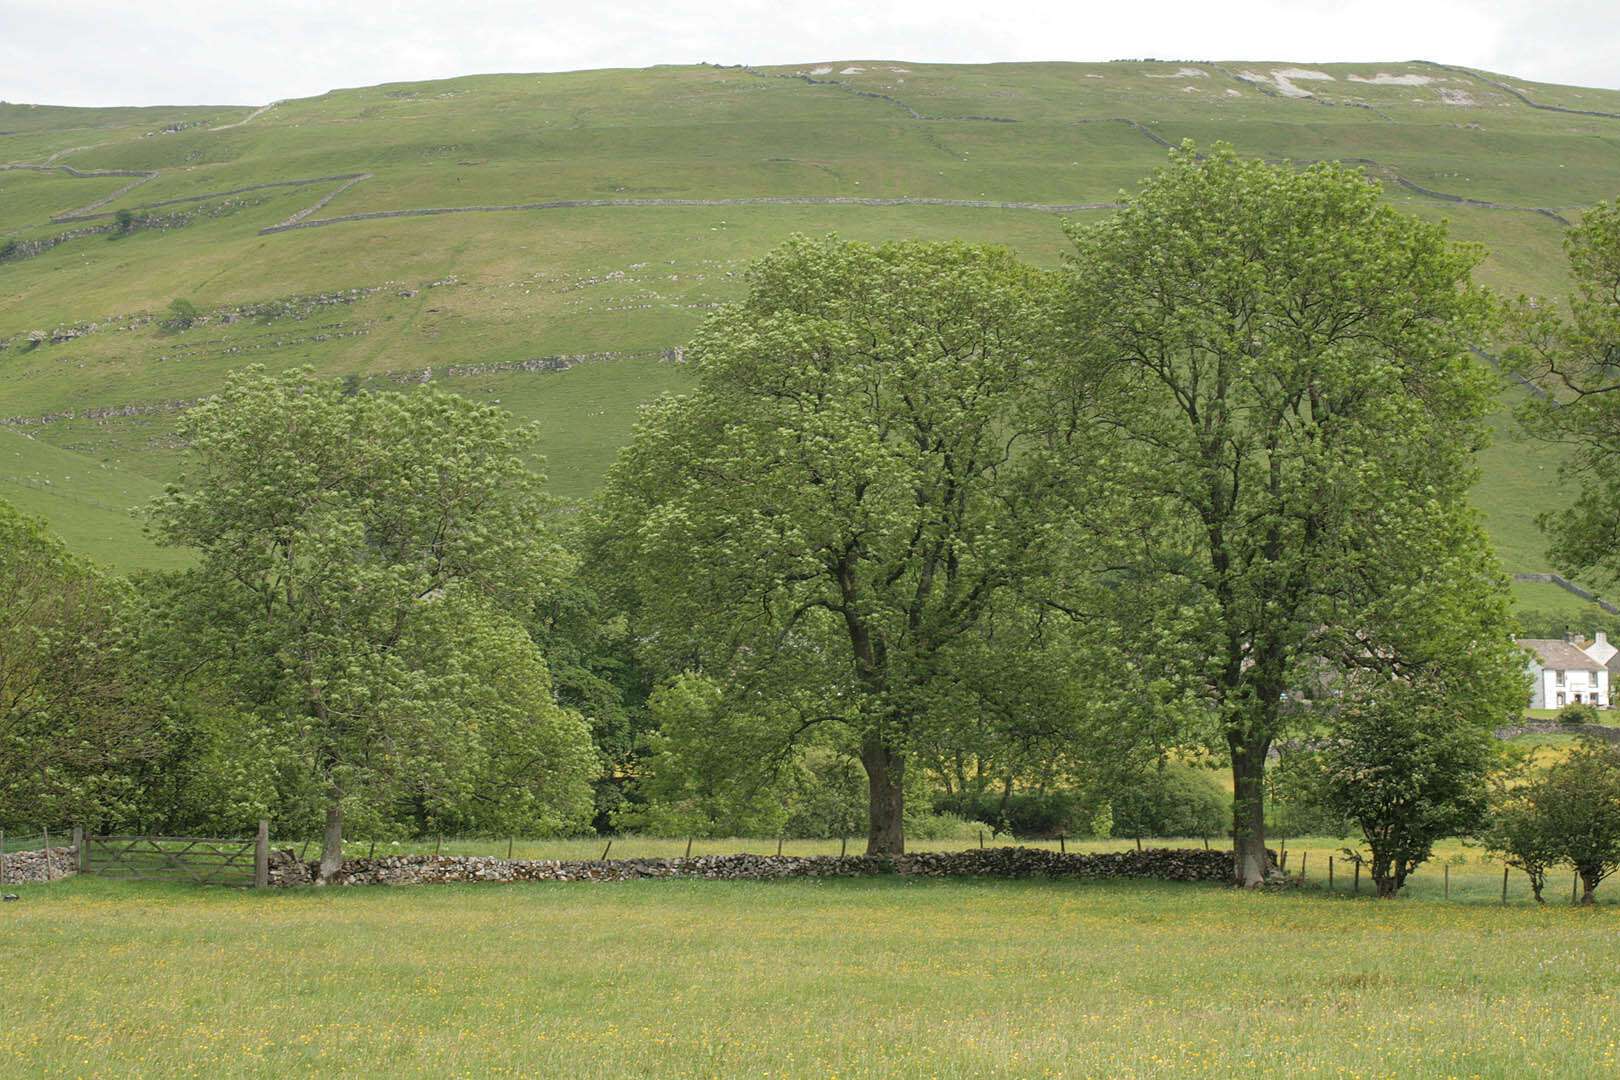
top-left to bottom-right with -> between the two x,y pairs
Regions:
1,862 -> 1614,1078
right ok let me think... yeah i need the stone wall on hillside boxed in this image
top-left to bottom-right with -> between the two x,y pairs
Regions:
268,845 -> 1241,888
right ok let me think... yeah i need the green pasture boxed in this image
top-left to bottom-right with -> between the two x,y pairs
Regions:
2,845 -> 1615,1079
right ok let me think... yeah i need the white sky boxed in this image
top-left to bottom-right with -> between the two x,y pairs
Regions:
2,0 -> 1617,107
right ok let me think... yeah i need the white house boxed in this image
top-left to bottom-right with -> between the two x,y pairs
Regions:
1520,632 -> 1614,708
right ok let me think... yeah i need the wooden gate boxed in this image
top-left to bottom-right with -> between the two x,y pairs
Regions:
83,822 -> 269,886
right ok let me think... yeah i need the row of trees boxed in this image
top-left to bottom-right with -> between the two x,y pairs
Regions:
593,145 -> 1531,886
5,145 -> 1617,893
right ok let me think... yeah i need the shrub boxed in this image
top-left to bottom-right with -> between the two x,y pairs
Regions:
1557,702 -> 1599,728
933,789 -> 1104,839
161,298 -> 199,331
1106,762 -> 1229,840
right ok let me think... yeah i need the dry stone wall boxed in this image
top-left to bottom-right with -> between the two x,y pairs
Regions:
268,845 -> 1239,888
0,846 -> 77,884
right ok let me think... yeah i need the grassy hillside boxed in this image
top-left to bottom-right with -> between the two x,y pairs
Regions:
4,59 -> 1617,612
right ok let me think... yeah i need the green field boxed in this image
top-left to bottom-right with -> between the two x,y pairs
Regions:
4,58 -> 1620,620
2,858 -> 1615,1079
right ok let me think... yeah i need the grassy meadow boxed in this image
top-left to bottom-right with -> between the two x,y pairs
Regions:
4,58 -> 1620,622
2,851 -> 1615,1079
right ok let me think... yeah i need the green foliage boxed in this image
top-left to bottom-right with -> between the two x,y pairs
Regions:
144,367 -> 592,874
617,673 -> 796,838
1536,738 -> 1620,903
781,745 -> 867,840
1288,694 -> 1503,897
1513,608 -> 1620,641
1105,762 -> 1229,841
0,497 -> 172,830
1063,143 -> 1506,884
934,789 -> 1097,839
1480,739 -> 1620,904
1282,576 -> 1525,896
113,207 -> 134,233
594,234 -> 1094,853
1557,702 -> 1600,728
161,297 -> 199,330
127,701 -> 300,837
528,550 -> 655,830
1478,751 -> 1563,902
1508,200 -> 1620,590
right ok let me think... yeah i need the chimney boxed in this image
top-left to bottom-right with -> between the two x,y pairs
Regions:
1599,632 -> 1610,649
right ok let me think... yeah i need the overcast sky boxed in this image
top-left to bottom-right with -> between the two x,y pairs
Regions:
2,0 -> 1616,107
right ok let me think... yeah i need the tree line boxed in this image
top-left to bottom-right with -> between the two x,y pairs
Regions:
4,144 -> 1618,893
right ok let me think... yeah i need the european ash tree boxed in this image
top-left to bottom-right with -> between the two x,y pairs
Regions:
148,367 -> 596,881
594,236 -> 1098,854
1063,145 -> 1514,885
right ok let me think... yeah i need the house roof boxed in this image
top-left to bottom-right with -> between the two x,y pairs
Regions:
1519,639 -> 1605,670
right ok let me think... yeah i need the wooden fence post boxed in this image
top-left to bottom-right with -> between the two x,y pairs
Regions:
73,826 -> 84,873
1058,833 -> 1066,855
839,836 -> 846,857
1574,871 -> 1580,905
1328,855 -> 1334,891
1353,860 -> 1360,896
43,827 -> 52,878
776,836 -> 783,857
1501,866 -> 1509,905
978,829 -> 984,850
601,839 -> 612,861
507,836 -> 514,859
685,836 -> 694,858
255,819 -> 270,889
1444,864 -> 1449,900
1300,852 -> 1307,881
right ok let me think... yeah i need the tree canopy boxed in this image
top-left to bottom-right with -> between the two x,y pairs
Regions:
147,367 -> 596,879
593,235 -> 1101,853
0,498 -> 170,830
1506,200 -> 1620,592
1062,144 -> 1514,885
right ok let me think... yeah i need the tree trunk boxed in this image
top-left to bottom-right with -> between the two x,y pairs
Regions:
316,793 -> 344,885
862,735 -> 906,855
1578,866 -> 1599,906
1230,737 -> 1271,887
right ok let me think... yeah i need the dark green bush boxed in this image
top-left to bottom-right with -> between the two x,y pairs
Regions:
932,790 -> 1091,838
1557,702 -> 1600,728
1107,762 -> 1229,839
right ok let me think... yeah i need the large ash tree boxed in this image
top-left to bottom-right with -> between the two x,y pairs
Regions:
148,367 -> 595,881
594,236 -> 1091,854
1063,146 -> 1509,886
